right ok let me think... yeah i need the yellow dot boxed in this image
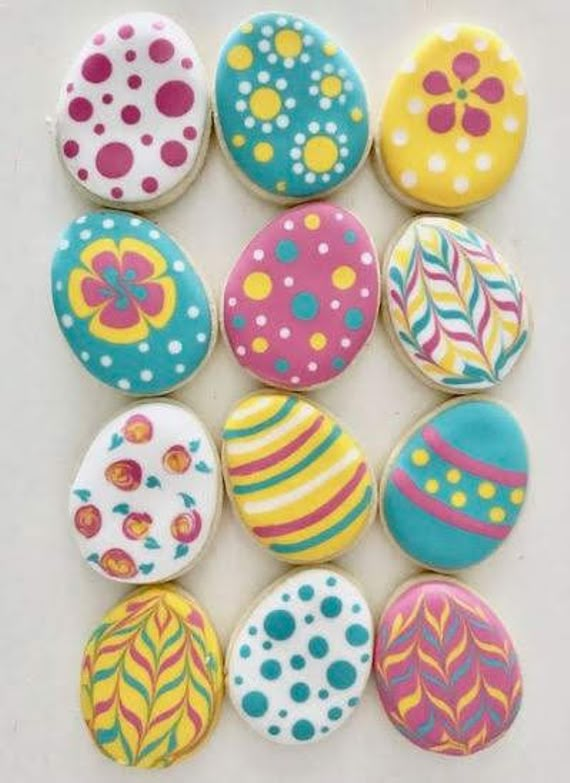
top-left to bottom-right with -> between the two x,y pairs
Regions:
243,272 -> 272,301
451,491 -> 467,508
489,506 -> 506,523
227,45 -> 253,70
310,332 -> 327,350
249,87 -> 281,120
252,337 -> 269,353
275,29 -> 302,58
478,482 -> 496,499
350,107 -> 364,122
412,449 -> 430,467
303,135 -> 339,173
323,41 -> 338,56
510,488 -> 525,505
304,213 -> 321,230
232,134 -> 246,148
446,468 -> 462,484
332,265 -> 356,290
276,180 -> 287,192
240,22 -> 254,34
425,479 -> 439,494
253,141 -> 274,163
321,75 -> 342,98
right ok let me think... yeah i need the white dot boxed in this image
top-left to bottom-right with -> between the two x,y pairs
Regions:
279,327 -> 291,339
149,229 -> 160,239
500,46 -> 513,62
305,172 -> 316,184
256,315 -> 268,326
307,361 -> 318,371
318,243 -> 329,255
277,16 -> 287,26
236,99 -> 247,112
276,78 -> 287,90
293,162 -> 304,174
187,306 -> 200,318
168,340 -> 182,354
319,97 -> 332,110
401,169 -> 418,189
130,218 -> 141,226
59,239 -> 69,250
276,115 -> 290,129
285,97 -> 296,109
80,351 -> 89,362
258,71 -> 270,83
514,80 -> 525,96
325,122 -> 337,134
79,229 -> 91,241
267,53 -> 277,64
102,218 -> 114,229
284,220 -> 294,231
392,129 -> 408,146
253,248 -> 264,261
294,133 -> 305,144
308,121 -> 320,133
228,297 -> 237,307
335,212 -> 344,221
261,25 -> 273,36
453,176 -> 470,194
361,252 -> 373,265
196,333 -> 207,343
244,117 -> 256,129
474,38 -> 488,51
100,355 -> 112,367
140,369 -> 153,382
439,24 -> 458,41
238,81 -> 252,95
61,314 -> 73,328
401,58 -> 416,73
476,154 -> 492,171
293,20 -> 303,30
175,363 -> 186,374
341,337 -> 351,348
76,215 -> 87,224
333,163 -> 344,174
504,116 -> 519,133
290,148 -> 302,160
284,276 -> 294,287
262,123 -> 272,135
284,57 -> 294,69
407,98 -> 424,115
340,147 -> 349,158
55,280 -> 63,291
360,288 -> 370,298
290,376 -> 300,384
303,34 -> 313,45
322,173 -> 330,183
300,53 -> 310,63
258,39 -> 270,53
173,260 -> 185,272
117,379 -> 131,390
331,299 -> 340,310
428,154 -> 446,173
236,345 -> 246,356
456,137 -> 470,153
311,70 -> 321,81
138,342 -> 149,353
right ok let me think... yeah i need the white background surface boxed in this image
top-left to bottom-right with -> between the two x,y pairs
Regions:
1,0 -> 568,781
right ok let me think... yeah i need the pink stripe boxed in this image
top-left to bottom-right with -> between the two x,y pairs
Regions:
229,416 -> 325,476
391,469 -> 509,540
422,425 -> 527,487
253,462 -> 368,538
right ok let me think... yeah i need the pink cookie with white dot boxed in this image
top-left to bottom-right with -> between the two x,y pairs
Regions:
222,203 -> 380,390
56,13 -> 210,209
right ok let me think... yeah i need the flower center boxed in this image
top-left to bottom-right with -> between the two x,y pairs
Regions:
456,88 -> 468,100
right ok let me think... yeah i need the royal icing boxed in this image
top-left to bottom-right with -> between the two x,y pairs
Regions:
52,211 -> 215,395
374,577 -> 522,755
228,567 -> 372,744
223,203 -> 380,389
81,584 -> 223,767
380,399 -> 528,571
56,13 -> 209,208
215,12 -> 369,202
385,216 -> 529,391
222,392 -> 375,563
71,401 -> 221,582
377,24 -> 527,210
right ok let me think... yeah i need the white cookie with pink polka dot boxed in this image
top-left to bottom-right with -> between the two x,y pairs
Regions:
56,13 -> 210,209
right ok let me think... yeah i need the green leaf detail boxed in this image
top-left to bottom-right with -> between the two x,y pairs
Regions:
139,563 -> 155,575
195,461 -> 212,474
145,475 -> 162,489
189,439 -> 201,453
144,537 -> 161,550
87,553 -> 100,563
108,432 -> 123,451
74,489 -> 91,502
178,492 -> 196,508
112,503 -> 130,514
174,543 -> 189,559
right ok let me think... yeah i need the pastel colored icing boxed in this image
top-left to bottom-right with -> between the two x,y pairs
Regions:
222,392 -> 376,564
385,216 -> 529,391
223,203 -> 380,389
81,584 -> 223,767
377,24 -> 527,210
56,13 -> 209,208
374,577 -> 522,755
51,211 -> 215,395
215,12 -> 369,202
71,401 -> 221,582
380,399 -> 528,570
227,567 -> 373,744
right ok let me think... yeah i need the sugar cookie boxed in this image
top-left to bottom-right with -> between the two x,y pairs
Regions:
384,216 -> 530,392
376,24 -> 527,211
214,12 -> 370,203
222,203 -> 380,390
51,211 -> 216,395
379,398 -> 528,571
374,575 -> 522,755
71,400 -> 222,582
222,391 -> 376,564
56,13 -> 210,210
227,566 -> 372,744
81,584 -> 223,767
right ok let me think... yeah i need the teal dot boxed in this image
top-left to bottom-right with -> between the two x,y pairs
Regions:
274,358 -> 290,374
290,654 -> 305,670
291,291 -> 319,320
326,660 -> 357,690
232,314 -> 246,329
332,357 -> 345,370
298,585 -> 314,601
348,697 -> 359,707
242,691 -> 268,718
292,719 -> 315,741
326,576 -> 337,587
282,593 -> 290,602
276,239 -> 299,263
345,307 -> 364,330
263,641 -> 272,650
278,709 -> 288,718
321,596 -> 342,618
344,229 -> 357,244
268,725 -> 281,736
260,659 -> 282,680
318,689 -> 329,700
239,644 -> 251,658
304,614 -> 315,624
248,626 -> 257,636
234,675 -> 243,685
308,636 -> 329,659
361,653 -> 370,663
346,624 -> 370,647
264,609 -> 295,641
328,707 -> 343,721
290,682 -> 310,703
352,603 -> 361,613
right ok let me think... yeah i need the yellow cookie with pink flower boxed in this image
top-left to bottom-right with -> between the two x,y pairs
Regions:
71,400 -> 222,583
376,24 -> 527,211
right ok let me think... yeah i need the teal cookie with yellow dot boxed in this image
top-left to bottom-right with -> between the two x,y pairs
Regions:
380,398 -> 528,570
214,12 -> 370,203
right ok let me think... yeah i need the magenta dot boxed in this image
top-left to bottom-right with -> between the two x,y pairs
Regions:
121,105 -> 141,125
127,74 -> 142,89
78,168 -> 88,181
152,20 -> 165,30
96,142 -> 134,178
142,176 -> 159,193
69,97 -> 93,122
111,187 -> 123,199
149,38 -> 175,63
160,140 -> 188,167
93,33 -> 105,45
183,126 -> 197,140
118,24 -> 134,40
94,123 -> 105,135
181,57 -> 193,69
125,49 -> 137,62
63,140 -> 79,158
141,134 -> 153,146
102,93 -> 113,105
155,80 -> 194,117
66,82 -> 74,93
82,53 -> 112,83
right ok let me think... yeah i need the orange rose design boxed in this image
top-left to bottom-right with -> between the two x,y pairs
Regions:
162,445 -> 191,474
171,511 -> 202,543
99,548 -> 138,579
122,414 -> 153,444
74,504 -> 102,538
122,512 -> 153,540
105,459 -> 142,491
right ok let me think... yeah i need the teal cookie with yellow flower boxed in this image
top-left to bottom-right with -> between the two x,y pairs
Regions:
214,12 -> 370,203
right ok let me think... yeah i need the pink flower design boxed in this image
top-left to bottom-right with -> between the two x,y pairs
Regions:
422,52 -> 504,137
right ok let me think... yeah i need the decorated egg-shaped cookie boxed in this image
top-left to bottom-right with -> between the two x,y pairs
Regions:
56,13 -> 210,209
376,24 -> 527,211
374,576 -> 522,755
380,398 -> 528,571
81,584 -> 223,767
214,12 -> 370,203
227,567 -> 372,744
223,203 -> 380,390
222,392 -> 376,563
384,216 -> 530,391
71,401 -> 221,582
52,211 -> 216,395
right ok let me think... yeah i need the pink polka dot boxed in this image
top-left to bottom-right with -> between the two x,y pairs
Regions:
118,24 -> 134,40
125,49 -> 137,62
149,38 -> 174,63
69,97 -> 93,122
93,33 -> 105,45
78,168 -> 88,181
94,123 -> 105,135
63,140 -> 79,158
161,140 -> 188,167
141,134 -> 153,146
102,93 -> 113,105
82,53 -> 112,83
127,74 -> 142,89
111,187 -> 123,199
96,142 -> 134,178
181,57 -> 193,69
142,176 -> 158,193
183,126 -> 197,140
121,105 -> 141,125
155,80 -> 194,117
152,20 -> 165,30
66,83 -> 74,93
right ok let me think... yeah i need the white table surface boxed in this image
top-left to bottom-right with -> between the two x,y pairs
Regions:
1,0 -> 568,781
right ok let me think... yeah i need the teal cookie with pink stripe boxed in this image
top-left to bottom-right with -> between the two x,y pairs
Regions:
380,399 -> 528,570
